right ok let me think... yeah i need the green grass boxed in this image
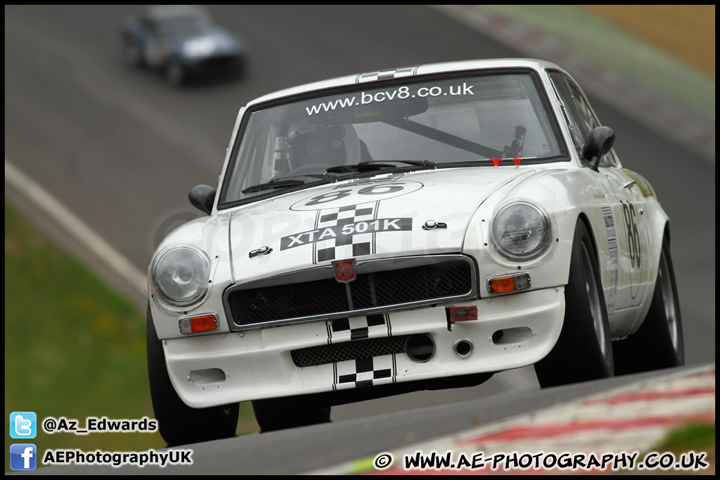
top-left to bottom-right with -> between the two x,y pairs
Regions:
5,197 -> 256,472
657,422 -> 715,451
636,422 -> 716,474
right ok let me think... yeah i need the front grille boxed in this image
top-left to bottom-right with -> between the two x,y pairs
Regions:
199,55 -> 243,69
291,335 -> 411,368
224,255 -> 476,330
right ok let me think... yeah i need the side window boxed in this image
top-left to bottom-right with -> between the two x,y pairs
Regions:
548,71 -> 617,167
548,72 -> 586,157
568,83 -> 598,133
603,148 -> 620,167
140,18 -> 158,35
567,81 -> 618,167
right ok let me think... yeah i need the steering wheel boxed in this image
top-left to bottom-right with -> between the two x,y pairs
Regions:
285,163 -> 334,177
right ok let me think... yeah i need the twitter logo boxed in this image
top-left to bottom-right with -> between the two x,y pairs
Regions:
10,412 -> 37,439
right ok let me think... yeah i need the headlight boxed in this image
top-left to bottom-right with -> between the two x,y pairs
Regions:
151,245 -> 211,307
491,201 -> 551,261
183,38 -> 216,57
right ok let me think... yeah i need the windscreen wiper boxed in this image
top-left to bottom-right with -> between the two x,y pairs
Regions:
242,173 -> 335,194
242,179 -> 305,194
327,159 -> 436,173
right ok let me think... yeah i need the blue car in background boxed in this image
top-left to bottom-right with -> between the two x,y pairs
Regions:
120,5 -> 247,85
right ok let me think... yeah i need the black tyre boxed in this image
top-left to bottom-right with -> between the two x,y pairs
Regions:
123,41 -> 143,67
613,234 -> 684,374
146,303 -> 238,446
165,60 -> 186,85
535,220 -> 613,387
252,396 -> 331,433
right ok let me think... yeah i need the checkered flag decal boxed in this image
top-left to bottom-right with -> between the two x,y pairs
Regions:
327,314 -> 397,389
314,202 -> 377,263
335,355 -> 396,389
328,314 -> 390,342
356,66 -> 418,83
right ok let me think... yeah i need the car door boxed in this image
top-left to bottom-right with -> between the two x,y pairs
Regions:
600,157 -> 648,311
547,71 -> 647,315
139,17 -> 164,68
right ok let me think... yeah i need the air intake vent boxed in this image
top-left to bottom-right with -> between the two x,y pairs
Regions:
291,335 -> 413,368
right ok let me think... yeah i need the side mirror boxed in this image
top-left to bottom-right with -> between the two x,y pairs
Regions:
581,126 -> 615,172
189,185 -> 216,215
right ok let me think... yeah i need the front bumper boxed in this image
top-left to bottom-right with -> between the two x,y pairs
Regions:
183,54 -> 245,77
164,287 -> 564,408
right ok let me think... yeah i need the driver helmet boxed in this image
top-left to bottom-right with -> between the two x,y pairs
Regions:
284,122 -> 359,169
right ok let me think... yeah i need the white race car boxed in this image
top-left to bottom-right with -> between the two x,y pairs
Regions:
146,58 -> 684,446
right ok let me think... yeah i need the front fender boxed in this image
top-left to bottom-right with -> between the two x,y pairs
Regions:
148,213 -> 234,340
464,169 -> 579,298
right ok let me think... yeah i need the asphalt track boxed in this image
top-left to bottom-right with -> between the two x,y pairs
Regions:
4,5 -> 715,474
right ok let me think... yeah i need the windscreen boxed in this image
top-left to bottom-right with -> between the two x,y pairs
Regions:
219,70 -> 565,206
157,14 -> 212,35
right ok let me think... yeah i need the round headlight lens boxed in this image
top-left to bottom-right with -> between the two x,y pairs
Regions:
152,245 -> 211,307
491,201 -> 551,260
184,38 -> 215,57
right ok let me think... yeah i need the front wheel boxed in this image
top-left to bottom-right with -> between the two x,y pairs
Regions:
165,61 -> 186,85
534,220 -> 613,387
147,303 -> 238,446
613,234 -> 684,374
123,41 -> 143,67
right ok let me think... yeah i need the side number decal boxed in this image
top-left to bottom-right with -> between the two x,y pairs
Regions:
621,200 -> 641,269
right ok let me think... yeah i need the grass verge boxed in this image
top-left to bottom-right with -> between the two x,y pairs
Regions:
4,197 -> 257,472
657,422 -> 715,452
653,422 -> 715,475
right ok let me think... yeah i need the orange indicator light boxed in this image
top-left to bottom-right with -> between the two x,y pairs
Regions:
487,273 -> 531,295
189,314 -> 217,333
488,276 -> 517,294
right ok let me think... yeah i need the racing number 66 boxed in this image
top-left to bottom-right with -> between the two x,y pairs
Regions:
621,200 -> 641,269
305,184 -> 406,206
305,190 -> 351,206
